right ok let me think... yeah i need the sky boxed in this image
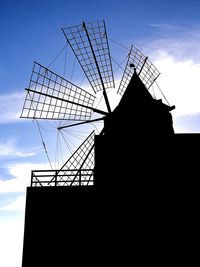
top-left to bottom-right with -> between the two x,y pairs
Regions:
1,0 -> 200,266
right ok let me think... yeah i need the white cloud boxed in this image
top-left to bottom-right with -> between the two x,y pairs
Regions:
0,138 -> 37,158
0,215 -> 24,267
94,85 -> 121,112
0,161 -> 54,267
0,162 -> 49,193
0,195 -> 26,211
0,92 -> 25,124
145,23 -> 200,61
0,161 -> 50,267
153,53 -> 200,117
137,28 -> 200,120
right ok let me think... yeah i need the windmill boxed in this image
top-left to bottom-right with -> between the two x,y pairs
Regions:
21,20 -> 175,187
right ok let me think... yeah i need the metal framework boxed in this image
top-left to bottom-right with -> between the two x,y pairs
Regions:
62,20 -> 114,113
21,20 -> 164,188
62,20 -> 115,94
31,131 -> 95,187
59,130 -> 95,171
31,169 -> 94,187
21,62 -> 96,121
117,45 -> 160,95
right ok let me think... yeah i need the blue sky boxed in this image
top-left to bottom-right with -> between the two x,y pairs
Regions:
1,0 -> 200,266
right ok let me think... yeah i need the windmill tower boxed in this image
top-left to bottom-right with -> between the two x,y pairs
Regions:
21,20 -> 198,266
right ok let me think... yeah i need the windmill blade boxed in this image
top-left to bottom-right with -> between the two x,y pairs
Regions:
62,20 -> 115,113
31,131 -> 95,187
49,131 -> 95,186
21,62 -> 97,121
62,20 -> 115,93
117,45 -> 160,96
59,130 -> 95,171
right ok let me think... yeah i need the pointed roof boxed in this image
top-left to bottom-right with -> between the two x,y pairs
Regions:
115,69 -> 154,115
104,68 -> 175,136
120,69 -> 153,106
116,69 -> 175,113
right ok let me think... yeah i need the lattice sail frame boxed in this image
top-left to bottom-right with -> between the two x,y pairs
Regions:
62,20 -> 115,93
31,131 -> 95,187
21,62 -> 95,121
117,45 -> 160,95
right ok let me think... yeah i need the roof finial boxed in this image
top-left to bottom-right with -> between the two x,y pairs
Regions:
129,63 -> 137,73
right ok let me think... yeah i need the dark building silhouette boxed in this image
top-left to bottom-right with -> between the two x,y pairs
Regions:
104,69 -> 175,137
22,70 -> 199,266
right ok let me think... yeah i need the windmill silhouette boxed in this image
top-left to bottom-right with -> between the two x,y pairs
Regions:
21,20 -> 175,186
21,21 -> 200,267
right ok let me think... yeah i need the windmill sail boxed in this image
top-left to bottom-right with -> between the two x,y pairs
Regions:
21,62 -> 96,121
57,130 -> 95,186
62,20 -> 115,94
118,45 -> 160,96
31,131 -> 95,186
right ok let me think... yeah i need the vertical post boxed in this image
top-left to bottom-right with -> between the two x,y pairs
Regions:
55,170 -> 57,186
79,170 -> 81,186
70,144 -> 94,185
31,171 -> 33,187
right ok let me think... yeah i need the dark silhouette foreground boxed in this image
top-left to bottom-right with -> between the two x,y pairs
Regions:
22,71 -> 198,266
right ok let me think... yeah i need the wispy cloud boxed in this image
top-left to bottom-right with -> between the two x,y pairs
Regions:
0,92 -> 25,124
145,24 -> 200,62
149,23 -> 181,31
138,27 -> 200,118
0,195 -> 26,211
132,26 -> 200,132
0,162 -> 49,194
0,138 -> 37,158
